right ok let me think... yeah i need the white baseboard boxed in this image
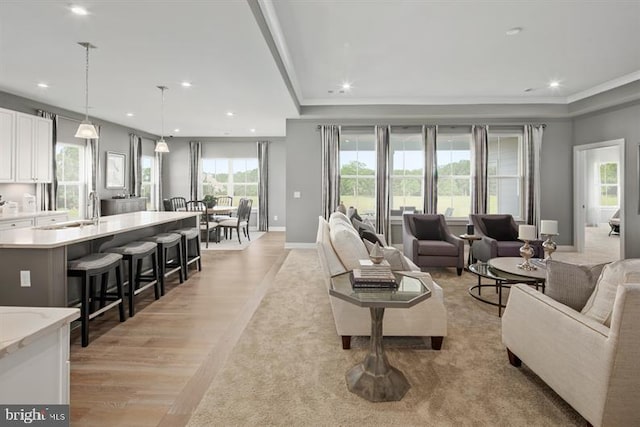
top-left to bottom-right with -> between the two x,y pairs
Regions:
284,242 -> 316,249
269,226 -> 286,231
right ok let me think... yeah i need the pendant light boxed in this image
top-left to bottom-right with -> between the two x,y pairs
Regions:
154,85 -> 170,153
75,42 -> 99,139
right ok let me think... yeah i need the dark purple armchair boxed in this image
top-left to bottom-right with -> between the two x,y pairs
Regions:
469,214 -> 543,262
403,214 -> 464,276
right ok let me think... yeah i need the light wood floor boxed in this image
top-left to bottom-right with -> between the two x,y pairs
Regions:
69,231 -> 288,426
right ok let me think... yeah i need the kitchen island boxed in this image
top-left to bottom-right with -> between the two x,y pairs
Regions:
0,211 -> 199,307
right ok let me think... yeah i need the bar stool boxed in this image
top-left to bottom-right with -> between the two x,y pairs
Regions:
105,241 -> 161,317
67,252 -> 126,347
143,232 -> 184,295
176,227 -> 201,279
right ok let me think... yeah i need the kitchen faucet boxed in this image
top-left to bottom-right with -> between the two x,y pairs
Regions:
88,191 -> 100,225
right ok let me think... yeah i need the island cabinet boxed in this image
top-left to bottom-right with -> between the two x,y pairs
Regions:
101,197 -> 147,216
0,211 -> 199,307
0,307 -> 79,404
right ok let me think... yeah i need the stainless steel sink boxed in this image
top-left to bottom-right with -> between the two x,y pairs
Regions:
36,219 -> 98,230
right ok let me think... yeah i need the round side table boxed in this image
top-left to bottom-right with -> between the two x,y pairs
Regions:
459,234 -> 482,267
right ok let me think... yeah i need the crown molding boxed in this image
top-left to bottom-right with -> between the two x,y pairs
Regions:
567,71 -> 640,104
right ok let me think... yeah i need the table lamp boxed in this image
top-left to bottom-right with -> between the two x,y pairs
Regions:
517,224 -> 537,271
540,220 -> 559,259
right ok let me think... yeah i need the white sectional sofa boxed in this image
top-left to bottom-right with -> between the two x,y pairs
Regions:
316,214 -> 448,350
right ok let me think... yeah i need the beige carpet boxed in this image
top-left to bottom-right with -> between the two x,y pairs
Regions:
188,249 -> 584,426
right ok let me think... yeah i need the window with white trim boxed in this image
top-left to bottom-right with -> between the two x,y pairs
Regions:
598,162 -> 618,206
487,132 -> 523,218
390,128 -> 424,212
202,158 -> 258,207
141,155 -> 156,210
339,130 -> 376,215
436,134 -> 471,218
55,142 -> 86,219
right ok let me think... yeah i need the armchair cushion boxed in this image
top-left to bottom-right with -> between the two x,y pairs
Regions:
582,259 -> 640,326
482,217 -> 517,241
545,260 -> 607,311
413,217 -> 442,241
417,240 -> 458,257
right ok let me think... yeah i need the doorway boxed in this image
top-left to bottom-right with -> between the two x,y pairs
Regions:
573,139 -> 624,260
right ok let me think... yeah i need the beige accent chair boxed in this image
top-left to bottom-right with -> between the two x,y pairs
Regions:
502,279 -> 640,426
316,215 -> 448,350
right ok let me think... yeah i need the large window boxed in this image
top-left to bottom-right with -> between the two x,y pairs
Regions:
339,129 -> 376,215
55,142 -> 85,219
390,128 -> 423,213
141,155 -> 156,210
487,132 -> 523,218
436,134 -> 471,218
202,158 -> 258,207
598,162 -> 618,206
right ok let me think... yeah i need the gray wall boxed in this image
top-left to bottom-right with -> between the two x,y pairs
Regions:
573,100 -> 640,258
285,115 -> 573,245
0,90 -> 158,201
163,137 -> 286,228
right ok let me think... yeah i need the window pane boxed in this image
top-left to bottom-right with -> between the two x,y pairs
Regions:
436,134 -> 471,217
390,131 -> 424,211
339,130 -> 376,214
56,142 -> 85,219
486,133 -> 523,218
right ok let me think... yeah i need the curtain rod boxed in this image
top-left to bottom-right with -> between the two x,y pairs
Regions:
316,123 -> 547,130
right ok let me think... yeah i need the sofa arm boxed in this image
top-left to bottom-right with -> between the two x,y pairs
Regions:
502,284 -> 613,425
403,232 -> 417,262
472,236 -> 497,262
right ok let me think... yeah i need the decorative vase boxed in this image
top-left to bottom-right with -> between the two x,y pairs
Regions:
369,242 -> 384,264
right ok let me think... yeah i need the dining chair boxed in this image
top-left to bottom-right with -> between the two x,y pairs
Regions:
218,198 -> 252,244
169,197 -> 187,212
186,200 -> 219,247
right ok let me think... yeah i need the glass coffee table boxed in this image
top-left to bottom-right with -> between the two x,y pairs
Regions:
329,271 -> 431,402
468,257 -> 546,316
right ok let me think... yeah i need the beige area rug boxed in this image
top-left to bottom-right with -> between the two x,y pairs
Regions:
200,230 -> 265,251
188,249 -> 583,426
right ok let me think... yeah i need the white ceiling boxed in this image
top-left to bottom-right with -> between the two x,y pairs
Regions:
1,1 -> 639,138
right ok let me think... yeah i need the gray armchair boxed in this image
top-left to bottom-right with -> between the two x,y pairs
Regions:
403,214 -> 464,276
469,214 -> 543,262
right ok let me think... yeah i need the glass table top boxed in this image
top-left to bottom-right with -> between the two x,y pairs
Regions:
329,272 -> 431,308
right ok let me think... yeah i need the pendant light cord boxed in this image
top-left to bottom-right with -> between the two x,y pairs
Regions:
84,45 -> 90,120
157,85 -> 168,140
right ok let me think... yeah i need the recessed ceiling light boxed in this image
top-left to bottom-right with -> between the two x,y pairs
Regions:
342,82 -> 352,90
549,80 -> 561,88
505,27 -> 522,36
250,128 -> 256,133
174,128 -> 180,133
126,112 -> 134,117
181,81 -> 192,88
70,5 -> 89,15
226,111 -> 234,117
37,83 -> 49,88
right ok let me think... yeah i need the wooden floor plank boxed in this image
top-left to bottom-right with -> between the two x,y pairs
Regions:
69,231 -> 287,426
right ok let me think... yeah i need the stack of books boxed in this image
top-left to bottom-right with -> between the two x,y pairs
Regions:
350,259 -> 397,289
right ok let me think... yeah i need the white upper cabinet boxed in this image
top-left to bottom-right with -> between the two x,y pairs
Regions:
14,112 -> 53,183
0,108 -> 16,182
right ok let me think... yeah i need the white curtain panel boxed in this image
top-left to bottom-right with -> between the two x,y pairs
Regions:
36,110 -> 58,211
257,140 -> 269,231
129,133 -> 142,197
375,125 -> 391,242
189,140 -> 202,201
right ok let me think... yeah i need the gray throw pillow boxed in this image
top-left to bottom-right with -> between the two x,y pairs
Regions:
545,260 -> 607,311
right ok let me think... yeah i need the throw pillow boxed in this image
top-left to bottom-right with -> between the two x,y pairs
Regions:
482,217 -> 517,241
360,229 -> 384,246
335,202 -> 347,214
352,217 -> 375,234
329,211 -> 353,229
545,260 -> 607,311
329,223 -> 369,271
347,207 -> 362,222
413,217 -> 442,241
363,240 -> 413,271
581,259 -> 640,326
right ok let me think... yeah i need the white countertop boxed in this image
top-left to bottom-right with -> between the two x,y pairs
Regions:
0,210 -> 67,220
0,306 -> 80,357
0,211 -> 199,249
